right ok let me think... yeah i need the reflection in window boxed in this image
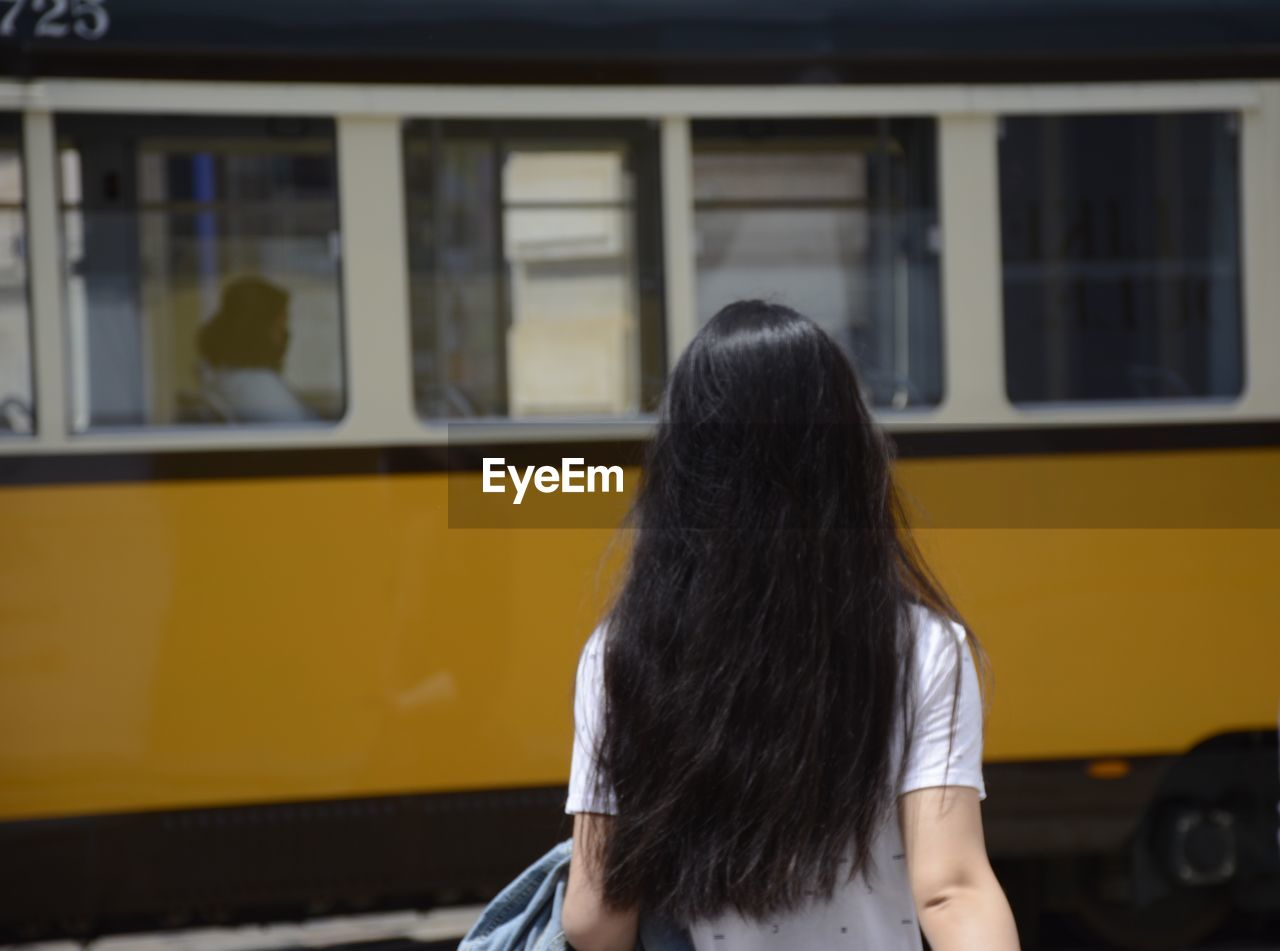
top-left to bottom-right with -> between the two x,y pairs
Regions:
403,121 -> 663,419
58,115 -> 345,429
999,113 -> 1242,403
693,120 -> 942,409
0,116 -> 32,435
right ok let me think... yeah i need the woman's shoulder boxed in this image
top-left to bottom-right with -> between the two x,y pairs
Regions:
906,602 -> 970,681
208,366 -> 275,386
584,621 -> 608,653
207,369 -> 313,422
576,622 -> 609,684
908,602 -> 968,644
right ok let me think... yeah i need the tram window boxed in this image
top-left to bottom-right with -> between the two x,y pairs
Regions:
999,113 -> 1243,403
402,121 -> 664,419
57,115 -> 346,430
692,119 -> 942,409
0,116 -> 32,436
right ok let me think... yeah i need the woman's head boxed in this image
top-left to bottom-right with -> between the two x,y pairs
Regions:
650,300 -> 889,536
198,276 -> 291,371
665,299 -> 871,428
596,300 -> 966,922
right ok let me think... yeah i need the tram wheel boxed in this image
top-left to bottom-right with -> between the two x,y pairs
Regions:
1071,853 -> 1230,951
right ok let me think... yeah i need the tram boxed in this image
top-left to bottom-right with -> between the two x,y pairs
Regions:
0,2 -> 1278,948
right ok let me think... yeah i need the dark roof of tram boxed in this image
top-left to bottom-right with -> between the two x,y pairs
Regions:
3,0 -> 1280,84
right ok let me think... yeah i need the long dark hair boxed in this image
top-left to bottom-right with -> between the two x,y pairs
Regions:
595,300 -> 974,923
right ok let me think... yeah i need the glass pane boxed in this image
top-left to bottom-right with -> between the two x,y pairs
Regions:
58,116 -> 345,430
403,121 -> 663,420
0,146 -> 23,205
693,120 -> 941,409
504,149 -> 629,205
0,123 -> 32,436
406,136 -> 503,418
999,113 -> 1242,403
138,148 -> 336,204
694,148 -> 870,203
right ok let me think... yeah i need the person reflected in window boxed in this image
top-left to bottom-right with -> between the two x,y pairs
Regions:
198,276 -> 316,423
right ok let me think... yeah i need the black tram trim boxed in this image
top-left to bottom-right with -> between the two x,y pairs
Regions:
0,420 -> 1278,487
0,760 -> 1169,940
0,750 -> 1216,940
3,0 -> 1280,84
8,50 -> 1280,86
0,785 -> 573,942
3,736 -> 1274,939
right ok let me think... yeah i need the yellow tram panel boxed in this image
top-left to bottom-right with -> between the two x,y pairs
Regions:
0,446 -> 1276,822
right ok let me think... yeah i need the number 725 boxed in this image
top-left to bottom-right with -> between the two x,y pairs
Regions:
0,0 -> 110,41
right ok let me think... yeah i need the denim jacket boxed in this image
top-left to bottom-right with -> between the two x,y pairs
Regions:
459,839 -> 694,951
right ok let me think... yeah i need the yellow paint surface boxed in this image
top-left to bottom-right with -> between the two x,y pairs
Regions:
0,447 -> 1276,820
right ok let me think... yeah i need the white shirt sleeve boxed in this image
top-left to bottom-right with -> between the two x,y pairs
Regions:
565,626 -> 618,815
899,610 -> 987,800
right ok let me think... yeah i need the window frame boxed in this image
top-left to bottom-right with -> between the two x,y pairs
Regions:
995,110 -> 1246,408
689,116 -> 946,412
0,113 -> 35,439
401,118 -> 666,423
0,78 -> 1271,461
54,112 -> 351,434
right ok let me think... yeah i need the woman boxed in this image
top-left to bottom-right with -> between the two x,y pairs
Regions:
562,301 -> 1019,950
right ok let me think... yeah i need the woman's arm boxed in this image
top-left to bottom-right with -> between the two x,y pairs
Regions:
900,786 -> 1021,951
562,812 -> 639,951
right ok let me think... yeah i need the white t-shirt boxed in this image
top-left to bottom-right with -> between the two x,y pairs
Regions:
203,368 -> 316,424
565,604 -> 986,951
